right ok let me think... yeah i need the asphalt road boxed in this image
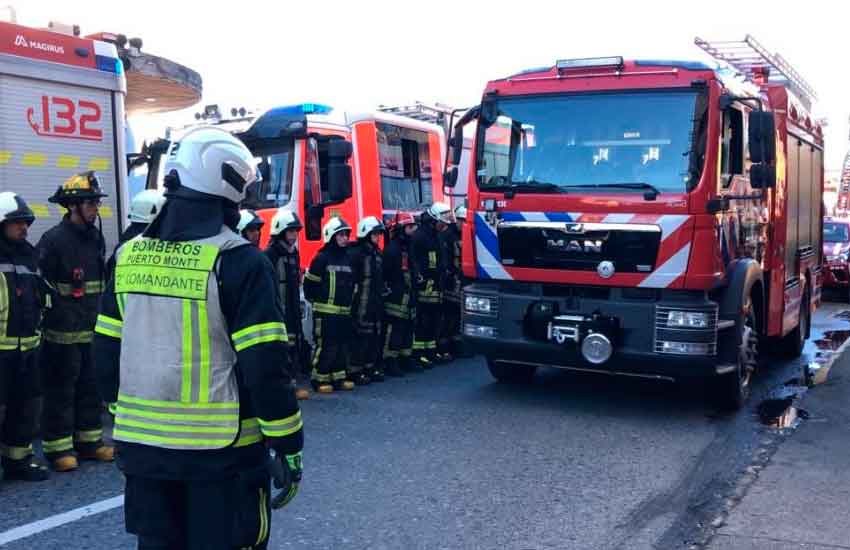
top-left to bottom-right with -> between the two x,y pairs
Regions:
2,301 -> 848,550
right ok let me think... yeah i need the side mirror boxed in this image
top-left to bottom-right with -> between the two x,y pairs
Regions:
444,166 -> 458,189
750,163 -> 776,189
327,162 -> 352,203
327,139 -> 353,160
449,128 -> 464,166
748,111 -> 776,164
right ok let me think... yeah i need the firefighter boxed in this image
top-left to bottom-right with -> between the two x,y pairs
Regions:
38,171 -> 113,472
411,202 -> 453,368
303,217 -> 355,393
437,205 -> 465,362
94,127 -> 303,549
0,192 -> 50,483
237,209 -> 264,247
348,216 -> 385,385
382,212 -> 418,376
265,208 -> 310,400
105,189 -> 166,279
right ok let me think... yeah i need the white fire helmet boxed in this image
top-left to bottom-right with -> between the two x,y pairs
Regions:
357,216 -> 385,239
237,209 -> 264,232
453,205 -> 467,221
0,192 -> 35,226
269,208 -> 303,237
128,189 -> 166,223
163,127 -> 258,204
322,216 -> 351,244
426,201 -> 454,224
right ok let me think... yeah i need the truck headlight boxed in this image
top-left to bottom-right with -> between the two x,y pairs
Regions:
667,311 -> 710,329
465,295 -> 495,315
464,324 -> 498,338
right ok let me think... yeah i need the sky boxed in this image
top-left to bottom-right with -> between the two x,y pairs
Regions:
17,0 -> 850,172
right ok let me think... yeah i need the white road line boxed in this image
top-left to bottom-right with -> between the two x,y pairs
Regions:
0,494 -> 124,546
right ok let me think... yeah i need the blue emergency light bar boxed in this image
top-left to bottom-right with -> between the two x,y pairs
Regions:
269,103 -> 334,116
556,56 -> 624,70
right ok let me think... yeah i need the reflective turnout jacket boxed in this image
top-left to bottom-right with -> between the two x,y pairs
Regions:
411,222 -> 443,305
94,228 -> 303,454
348,240 -> 383,331
37,216 -> 105,344
0,238 -> 47,352
303,243 -> 354,317
382,236 -> 416,320
264,240 -> 302,343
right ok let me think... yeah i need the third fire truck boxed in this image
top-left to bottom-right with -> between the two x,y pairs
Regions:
447,36 -> 824,409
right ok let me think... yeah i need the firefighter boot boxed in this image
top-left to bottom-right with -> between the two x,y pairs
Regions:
52,455 -> 79,472
417,353 -> 434,370
295,387 -> 311,400
2,457 -> 49,482
384,359 -> 405,378
312,380 -> 334,394
333,379 -> 355,391
78,445 -> 115,462
369,368 -> 385,382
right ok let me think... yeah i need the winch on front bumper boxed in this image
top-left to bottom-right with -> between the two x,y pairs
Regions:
462,282 -> 726,379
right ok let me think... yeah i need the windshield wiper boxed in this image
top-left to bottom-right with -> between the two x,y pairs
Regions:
560,182 -> 661,200
481,180 -> 565,195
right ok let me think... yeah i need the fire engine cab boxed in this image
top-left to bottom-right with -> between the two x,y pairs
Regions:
447,36 -> 824,409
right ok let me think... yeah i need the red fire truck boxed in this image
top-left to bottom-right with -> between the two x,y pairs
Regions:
0,19 -> 128,249
446,36 -> 824,409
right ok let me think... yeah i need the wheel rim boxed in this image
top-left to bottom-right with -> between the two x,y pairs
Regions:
738,312 -> 758,395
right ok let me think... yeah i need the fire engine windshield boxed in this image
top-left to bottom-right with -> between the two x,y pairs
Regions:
476,90 -> 704,194
244,146 -> 294,210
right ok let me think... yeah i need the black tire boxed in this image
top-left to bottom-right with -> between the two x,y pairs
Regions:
715,304 -> 758,411
780,292 -> 809,358
486,357 -> 537,384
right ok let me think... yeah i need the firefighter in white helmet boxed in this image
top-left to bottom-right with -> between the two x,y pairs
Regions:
105,189 -> 166,279
411,202 -> 453,368
264,209 -> 310,400
347,216 -> 386,384
237,209 -> 264,247
94,127 -> 303,548
0,192 -> 51,484
303,217 -> 356,393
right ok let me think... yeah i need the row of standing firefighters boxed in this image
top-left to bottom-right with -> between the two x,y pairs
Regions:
241,200 -> 466,398
0,170 -> 466,484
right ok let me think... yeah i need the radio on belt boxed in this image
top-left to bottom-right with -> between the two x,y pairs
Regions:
547,312 -> 619,365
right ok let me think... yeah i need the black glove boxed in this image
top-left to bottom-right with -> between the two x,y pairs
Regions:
267,450 -> 302,509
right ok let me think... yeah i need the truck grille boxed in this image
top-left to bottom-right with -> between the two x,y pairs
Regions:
654,305 -> 718,355
498,221 -> 661,273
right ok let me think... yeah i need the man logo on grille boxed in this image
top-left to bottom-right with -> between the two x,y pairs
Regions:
597,261 -> 615,279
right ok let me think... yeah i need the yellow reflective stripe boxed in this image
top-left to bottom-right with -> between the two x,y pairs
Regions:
259,411 -> 303,437
232,322 -> 287,341
198,301 -> 210,402
234,418 -> 263,448
116,293 -> 126,319
328,271 -> 336,304
257,488 -> 268,545
88,157 -> 110,171
44,330 -> 93,344
56,155 -> 80,169
181,299 -> 192,402
117,418 -> 236,434
55,281 -> 104,296
95,314 -> 122,339
234,333 -> 287,352
304,271 -> 321,282
43,436 -> 73,453
0,151 -> 11,165
115,405 -> 237,422
0,443 -> 33,460
312,303 -> 350,315
0,273 -> 8,339
22,152 -> 47,167
0,335 -> 41,351
112,429 -> 233,447
117,393 -> 239,409
429,251 -> 437,269
74,429 -> 102,443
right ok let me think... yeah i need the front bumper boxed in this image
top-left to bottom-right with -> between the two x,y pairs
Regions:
462,282 -> 728,379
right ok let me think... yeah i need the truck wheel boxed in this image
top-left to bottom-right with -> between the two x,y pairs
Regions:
486,357 -> 536,384
716,306 -> 757,411
780,292 -> 809,358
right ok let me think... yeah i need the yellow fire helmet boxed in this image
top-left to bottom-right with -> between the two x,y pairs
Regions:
48,171 -> 108,205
